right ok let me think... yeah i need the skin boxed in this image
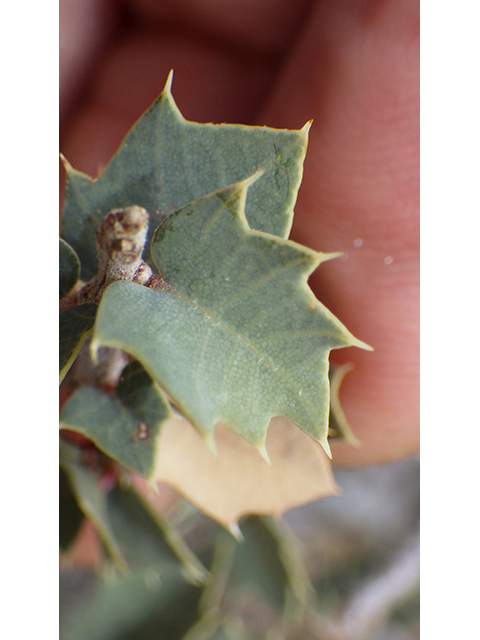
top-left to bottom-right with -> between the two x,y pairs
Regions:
60,0 -> 419,467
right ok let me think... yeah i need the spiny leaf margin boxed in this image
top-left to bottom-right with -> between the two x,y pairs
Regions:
61,71 -> 310,280
91,175 -> 371,457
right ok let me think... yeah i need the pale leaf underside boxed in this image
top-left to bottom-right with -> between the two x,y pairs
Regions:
154,416 -> 339,531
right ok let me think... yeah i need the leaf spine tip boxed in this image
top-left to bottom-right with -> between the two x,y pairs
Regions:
59,153 -> 72,172
319,251 -> 345,263
164,69 -> 174,93
228,522 -> 244,542
321,437 -> 332,459
301,120 -> 313,135
256,443 -> 271,466
348,335 -> 374,352
204,432 -> 218,458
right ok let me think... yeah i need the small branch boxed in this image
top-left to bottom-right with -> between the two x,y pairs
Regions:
60,206 -> 153,307
61,206 -> 158,388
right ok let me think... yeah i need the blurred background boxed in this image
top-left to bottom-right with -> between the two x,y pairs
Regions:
60,458 -> 419,640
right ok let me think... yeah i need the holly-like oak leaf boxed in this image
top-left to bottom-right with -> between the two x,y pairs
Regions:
61,71 -> 309,281
60,363 -> 340,529
91,176 -> 371,457
60,361 -> 170,478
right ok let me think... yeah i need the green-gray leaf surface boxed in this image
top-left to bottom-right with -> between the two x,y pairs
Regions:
59,444 -> 127,571
92,179 -> 371,456
229,516 -> 310,618
60,304 -> 98,383
60,440 -> 207,581
59,238 -> 80,298
60,361 -> 171,478
174,516 -> 310,639
106,485 -> 208,584
60,483 -> 206,640
59,466 -> 84,550
60,566 -> 202,640
61,72 -> 309,280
